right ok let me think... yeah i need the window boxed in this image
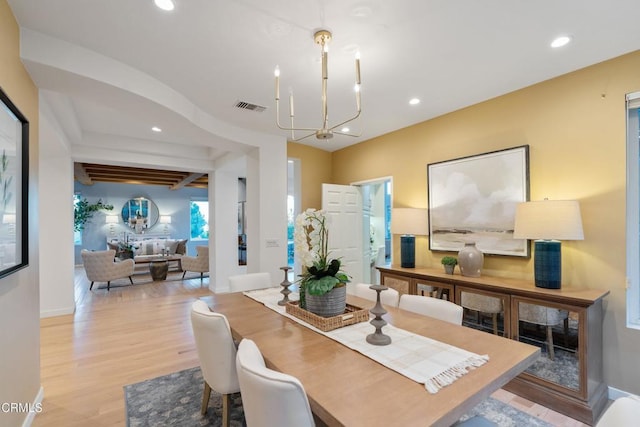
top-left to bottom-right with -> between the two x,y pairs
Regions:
73,193 -> 82,245
190,200 -> 209,240
626,91 -> 640,329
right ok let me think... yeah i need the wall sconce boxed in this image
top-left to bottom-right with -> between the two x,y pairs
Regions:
105,215 -> 118,236
2,213 -> 16,235
391,208 -> 429,268
513,199 -> 584,289
160,215 -> 171,235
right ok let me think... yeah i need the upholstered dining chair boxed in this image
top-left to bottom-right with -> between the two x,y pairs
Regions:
518,302 -> 569,360
460,291 -> 503,335
181,245 -> 209,280
398,294 -> 463,325
236,338 -> 315,427
228,272 -> 273,293
81,249 -> 135,291
595,396 -> 640,427
190,300 -> 240,427
350,282 -> 400,308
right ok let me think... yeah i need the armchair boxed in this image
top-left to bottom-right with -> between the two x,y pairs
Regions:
182,245 -> 209,280
81,249 -> 135,291
519,302 -> 569,360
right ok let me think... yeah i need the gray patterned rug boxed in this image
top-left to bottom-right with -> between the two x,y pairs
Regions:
124,367 -> 552,426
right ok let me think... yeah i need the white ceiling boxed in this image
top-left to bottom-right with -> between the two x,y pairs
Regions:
7,0 -> 640,161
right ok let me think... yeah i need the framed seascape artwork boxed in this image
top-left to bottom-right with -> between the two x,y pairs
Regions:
0,87 -> 29,279
427,145 -> 529,257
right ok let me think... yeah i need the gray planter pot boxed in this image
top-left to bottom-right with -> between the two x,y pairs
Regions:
305,285 -> 347,318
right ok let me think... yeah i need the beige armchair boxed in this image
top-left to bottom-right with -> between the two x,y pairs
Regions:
81,249 -> 135,291
182,245 -> 209,280
519,302 -> 569,360
460,291 -> 503,335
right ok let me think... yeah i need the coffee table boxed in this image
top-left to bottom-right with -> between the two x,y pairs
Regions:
134,254 -> 182,272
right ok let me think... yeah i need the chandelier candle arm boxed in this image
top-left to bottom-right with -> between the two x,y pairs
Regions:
273,29 -> 363,141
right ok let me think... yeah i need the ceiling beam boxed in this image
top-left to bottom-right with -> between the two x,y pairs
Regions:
171,173 -> 206,190
74,163 -> 93,185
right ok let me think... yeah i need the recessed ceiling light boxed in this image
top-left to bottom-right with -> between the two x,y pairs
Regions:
409,98 -> 420,105
551,35 -> 571,48
341,127 -> 350,133
351,5 -> 373,18
151,126 -> 162,132
154,0 -> 175,11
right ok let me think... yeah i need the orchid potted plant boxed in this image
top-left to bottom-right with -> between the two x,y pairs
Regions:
294,208 -> 350,315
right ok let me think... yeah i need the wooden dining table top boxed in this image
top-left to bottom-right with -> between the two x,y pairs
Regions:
206,291 -> 540,427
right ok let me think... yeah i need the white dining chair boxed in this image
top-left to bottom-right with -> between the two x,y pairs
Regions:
350,282 -> 400,307
189,300 -> 240,426
595,396 -> 640,426
236,338 -> 315,427
399,294 -> 463,325
228,272 -> 273,293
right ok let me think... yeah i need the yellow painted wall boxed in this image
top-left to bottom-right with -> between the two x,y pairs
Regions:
0,1 -> 41,425
287,141 -> 333,210
331,50 -> 640,394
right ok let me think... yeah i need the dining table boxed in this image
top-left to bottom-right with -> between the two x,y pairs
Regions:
206,290 -> 539,427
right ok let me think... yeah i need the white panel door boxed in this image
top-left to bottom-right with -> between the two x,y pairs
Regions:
322,183 -> 364,285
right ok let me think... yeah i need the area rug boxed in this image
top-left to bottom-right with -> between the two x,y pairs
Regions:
91,272 -> 210,290
124,367 -> 552,427
124,367 -> 244,427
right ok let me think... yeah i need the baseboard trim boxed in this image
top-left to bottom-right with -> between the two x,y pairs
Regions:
608,386 -> 639,400
21,386 -> 44,427
40,306 -> 75,318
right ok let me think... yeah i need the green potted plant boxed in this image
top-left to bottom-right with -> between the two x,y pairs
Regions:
74,198 -> 114,232
294,208 -> 350,317
441,256 -> 458,275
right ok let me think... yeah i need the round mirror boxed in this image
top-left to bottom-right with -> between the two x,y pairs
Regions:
121,197 -> 159,233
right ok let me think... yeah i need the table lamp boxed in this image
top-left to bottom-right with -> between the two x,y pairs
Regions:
105,215 -> 118,236
160,215 -> 171,235
513,199 -> 584,289
391,208 -> 428,268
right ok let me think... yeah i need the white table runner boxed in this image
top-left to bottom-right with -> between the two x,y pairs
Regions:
243,287 -> 489,393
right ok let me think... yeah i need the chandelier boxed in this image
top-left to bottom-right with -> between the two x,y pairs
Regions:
274,29 -> 362,141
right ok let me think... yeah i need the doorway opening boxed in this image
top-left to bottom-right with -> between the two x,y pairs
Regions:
353,177 -> 392,284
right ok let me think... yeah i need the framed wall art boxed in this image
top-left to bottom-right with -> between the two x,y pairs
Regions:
0,86 -> 29,279
427,145 -> 529,257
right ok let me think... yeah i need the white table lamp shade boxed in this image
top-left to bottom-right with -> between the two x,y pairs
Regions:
2,214 -> 16,224
513,200 -> 584,241
391,208 -> 428,236
105,215 -> 118,224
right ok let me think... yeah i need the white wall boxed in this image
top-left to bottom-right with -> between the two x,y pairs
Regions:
211,143 -> 288,291
247,144 -> 288,283
0,4 -> 42,424
39,98 -> 75,317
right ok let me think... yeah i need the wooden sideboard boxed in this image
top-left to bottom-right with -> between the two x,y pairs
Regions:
378,265 -> 610,425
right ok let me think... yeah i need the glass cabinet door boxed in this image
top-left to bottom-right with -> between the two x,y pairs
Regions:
456,287 -> 510,337
514,298 -> 582,393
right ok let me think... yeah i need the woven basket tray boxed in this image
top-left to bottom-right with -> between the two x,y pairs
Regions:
285,301 -> 369,332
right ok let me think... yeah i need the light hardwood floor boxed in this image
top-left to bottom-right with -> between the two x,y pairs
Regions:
33,268 -> 589,426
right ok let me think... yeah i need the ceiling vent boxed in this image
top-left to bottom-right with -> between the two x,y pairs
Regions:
234,101 -> 266,113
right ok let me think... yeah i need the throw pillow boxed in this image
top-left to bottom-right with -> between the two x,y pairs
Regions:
175,239 -> 187,255
167,240 -> 180,255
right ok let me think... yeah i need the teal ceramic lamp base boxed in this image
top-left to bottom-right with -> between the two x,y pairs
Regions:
400,235 -> 415,268
534,240 -> 561,289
